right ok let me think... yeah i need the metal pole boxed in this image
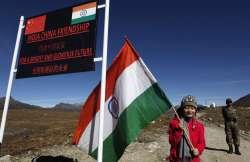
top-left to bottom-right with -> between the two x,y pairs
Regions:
0,16 -> 25,144
98,0 -> 110,161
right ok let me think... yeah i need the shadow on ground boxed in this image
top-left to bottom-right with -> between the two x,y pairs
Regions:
31,155 -> 78,162
205,146 -> 228,153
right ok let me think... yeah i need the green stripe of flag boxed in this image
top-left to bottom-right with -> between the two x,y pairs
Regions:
90,83 -> 172,162
71,15 -> 96,25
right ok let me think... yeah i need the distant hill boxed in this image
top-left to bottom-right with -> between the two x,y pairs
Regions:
51,103 -> 82,111
0,97 -> 43,109
234,94 -> 250,107
0,97 -> 82,111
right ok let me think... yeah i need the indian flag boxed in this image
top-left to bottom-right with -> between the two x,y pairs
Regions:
71,2 -> 97,25
72,39 -> 172,162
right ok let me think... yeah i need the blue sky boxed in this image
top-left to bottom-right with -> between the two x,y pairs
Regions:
0,0 -> 250,107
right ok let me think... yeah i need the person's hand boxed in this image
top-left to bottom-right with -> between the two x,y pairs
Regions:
192,148 -> 199,156
178,122 -> 184,130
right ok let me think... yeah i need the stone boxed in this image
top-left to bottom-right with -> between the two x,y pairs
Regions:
147,142 -> 161,153
218,124 -> 225,128
0,155 -> 12,162
208,117 -> 213,121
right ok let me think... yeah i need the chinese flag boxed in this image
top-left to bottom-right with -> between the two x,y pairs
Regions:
24,15 -> 46,35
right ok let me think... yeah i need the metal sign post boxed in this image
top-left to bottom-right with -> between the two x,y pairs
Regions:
0,16 -> 25,143
98,0 -> 110,161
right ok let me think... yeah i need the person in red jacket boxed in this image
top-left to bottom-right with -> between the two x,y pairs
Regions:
168,95 -> 206,162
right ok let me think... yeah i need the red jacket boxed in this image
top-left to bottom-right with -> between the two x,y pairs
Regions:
168,117 -> 206,162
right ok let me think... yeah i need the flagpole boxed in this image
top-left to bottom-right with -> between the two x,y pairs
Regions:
0,16 -> 25,144
98,0 -> 110,161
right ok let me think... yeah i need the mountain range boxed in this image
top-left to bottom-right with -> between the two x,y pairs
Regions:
0,97 -> 82,111
0,93 -> 249,111
234,94 -> 250,107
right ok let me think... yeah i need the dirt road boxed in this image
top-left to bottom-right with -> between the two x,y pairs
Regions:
120,124 -> 250,162
1,110 -> 250,162
7,123 -> 249,162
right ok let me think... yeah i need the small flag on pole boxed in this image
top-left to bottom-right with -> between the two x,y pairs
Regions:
71,2 -> 97,25
24,15 -> 46,35
72,39 -> 172,162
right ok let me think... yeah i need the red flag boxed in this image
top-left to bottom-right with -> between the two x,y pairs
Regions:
24,15 -> 46,35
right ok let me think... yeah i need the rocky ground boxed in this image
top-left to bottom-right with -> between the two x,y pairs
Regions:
201,107 -> 250,132
0,107 -> 250,162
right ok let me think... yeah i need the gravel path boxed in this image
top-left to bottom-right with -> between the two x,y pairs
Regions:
4,125 -> 248,162
1,110 -> 250,162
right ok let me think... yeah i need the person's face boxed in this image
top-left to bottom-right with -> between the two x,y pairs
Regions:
183,105 -> 196,118
227,102 -> 233,107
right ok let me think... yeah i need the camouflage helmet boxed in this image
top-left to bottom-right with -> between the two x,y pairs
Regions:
181,95 -> 198,109
226,98 -> 233,104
